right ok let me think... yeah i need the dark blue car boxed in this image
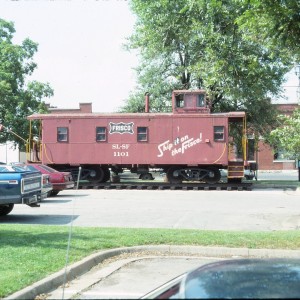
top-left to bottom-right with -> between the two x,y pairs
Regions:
141,258 -> 300,299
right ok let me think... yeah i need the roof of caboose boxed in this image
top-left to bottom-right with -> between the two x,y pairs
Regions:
27,111 -> 245,120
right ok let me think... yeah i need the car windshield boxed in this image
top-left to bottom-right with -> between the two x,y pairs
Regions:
25,165 -> 39,172
0,165 -> 28,172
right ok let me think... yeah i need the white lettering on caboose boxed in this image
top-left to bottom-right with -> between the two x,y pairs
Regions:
157,133 -> 202,157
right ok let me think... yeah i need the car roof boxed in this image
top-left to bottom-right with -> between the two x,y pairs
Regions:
183,258 -> 300,298
142,258 -> 300,299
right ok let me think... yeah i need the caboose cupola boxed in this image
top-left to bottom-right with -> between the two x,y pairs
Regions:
172,90 -> 210,114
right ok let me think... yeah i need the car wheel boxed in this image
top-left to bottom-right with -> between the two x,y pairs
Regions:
0,204 -> 14,216
50,190 -> 60,196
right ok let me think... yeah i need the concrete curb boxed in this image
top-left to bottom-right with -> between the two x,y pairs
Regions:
252,184 -> 300,191
5,245 -> 300,300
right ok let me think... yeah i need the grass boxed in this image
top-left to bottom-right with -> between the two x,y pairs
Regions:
1,225 -> 300,297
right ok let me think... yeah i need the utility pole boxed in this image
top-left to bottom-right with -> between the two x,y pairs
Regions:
295,65 -> 300,181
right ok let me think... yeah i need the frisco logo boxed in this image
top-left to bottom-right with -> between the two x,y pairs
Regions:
109,122 -> 134,134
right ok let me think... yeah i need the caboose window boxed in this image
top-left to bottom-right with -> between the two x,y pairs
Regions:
214,126 -> 225,141
197,94 -> 205,107
96,127 -> 107,142
175,94 -> 184,108
137,127 -> 148,142
57,127 -> 68,142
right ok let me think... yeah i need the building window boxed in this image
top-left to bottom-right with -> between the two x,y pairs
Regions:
57,127 -> 68,142
137,127 -> 148,142
214,126 -> 225,141
96,127 -> 107,142
274,149 -> 294,161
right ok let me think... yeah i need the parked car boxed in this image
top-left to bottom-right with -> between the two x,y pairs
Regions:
39,173 -> 53,200
0,164 -> 42,215
244,169 -> 256,180
9,163 -> 53,200
141,258 -> 300,299
11,163 -> 74,196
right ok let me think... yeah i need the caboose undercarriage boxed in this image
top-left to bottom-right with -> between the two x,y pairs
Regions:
166,165 -> 222,184
47,163 -> 242,184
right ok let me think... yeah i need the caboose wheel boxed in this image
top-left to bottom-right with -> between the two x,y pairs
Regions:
203,167 -> 221,184
103,168 -> 111,182
139,173 -> 154,180
86,166 -> 105,183
166,166 -> 183,184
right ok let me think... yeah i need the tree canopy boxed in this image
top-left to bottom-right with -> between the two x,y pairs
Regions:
121,0 -> 296,137
236,0 -> 300,62
0,19 -> 53,149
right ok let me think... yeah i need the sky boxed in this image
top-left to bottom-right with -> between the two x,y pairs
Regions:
282,69 -> 299,104
0,0 -> 299,112
1,0 -> 139,112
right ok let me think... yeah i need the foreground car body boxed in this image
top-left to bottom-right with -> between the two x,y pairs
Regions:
0,165 -> 42,215
8,164 -> 53,200
40,173 -> 53,200
141,258 -> 300,299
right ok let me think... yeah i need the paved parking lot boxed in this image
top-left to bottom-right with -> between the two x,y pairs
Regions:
48,254 -> 222,299
3,185 -> 300,231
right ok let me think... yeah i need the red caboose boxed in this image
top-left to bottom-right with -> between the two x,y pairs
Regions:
27,90 -> 248,183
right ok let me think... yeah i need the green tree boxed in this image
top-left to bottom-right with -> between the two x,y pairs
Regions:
123,0 -> 292,135
118,60 -> 182,113
268,108 -> 300,159
236,0 -> 300,62
120,0 -> 199,113
0,19 -> 53,150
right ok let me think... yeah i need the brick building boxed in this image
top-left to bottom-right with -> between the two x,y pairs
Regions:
249,103 -> 299,170
46,103 -> 92,113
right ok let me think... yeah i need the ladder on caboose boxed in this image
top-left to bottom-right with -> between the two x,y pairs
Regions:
227,161 -> 244,179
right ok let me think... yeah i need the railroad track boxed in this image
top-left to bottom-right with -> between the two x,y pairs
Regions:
78,181 -> 252,191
